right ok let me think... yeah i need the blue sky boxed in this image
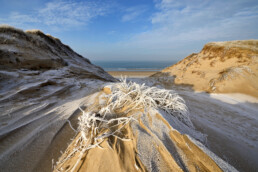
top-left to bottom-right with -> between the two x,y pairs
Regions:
0,0 -> 258,61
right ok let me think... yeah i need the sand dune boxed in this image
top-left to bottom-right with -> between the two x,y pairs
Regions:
0,26 -> 248,172
153,40 -> 258,97
0,25 -> 115,171
53,82 -> 236,172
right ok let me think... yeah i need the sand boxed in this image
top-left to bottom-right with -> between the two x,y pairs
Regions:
0,26 -> 115,172
135,77 -> 258,171
53,84 -> 236,172
1,26 -> 255,172
154,40 -> 258,97
108,71 -> 157,78
53,125 -> 147,172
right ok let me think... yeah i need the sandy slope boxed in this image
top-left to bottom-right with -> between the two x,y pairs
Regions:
154,40 -> 258,97
0,25 -> 115,171
53,85 -> 236,172
134,77 -> 258,172
0,25 -> 114,81
180,91 -> 258,172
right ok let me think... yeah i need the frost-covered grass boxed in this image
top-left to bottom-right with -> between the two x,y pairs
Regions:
54,78 -> 191,171
55,106 -> 134,171
102,77 -> 191,126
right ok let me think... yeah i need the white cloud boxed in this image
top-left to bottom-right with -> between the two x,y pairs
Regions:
38,1 -> 108,26
9,12 -> 40,24
150,0 -> 258,40
0,0 -> 110,29
113,0 -> 258,59
122,6 -> 147,22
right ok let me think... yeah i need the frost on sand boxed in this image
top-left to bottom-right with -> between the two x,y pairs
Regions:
54,78 -> 191,171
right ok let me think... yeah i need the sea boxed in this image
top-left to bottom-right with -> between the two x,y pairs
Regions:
93,61 -> 176,71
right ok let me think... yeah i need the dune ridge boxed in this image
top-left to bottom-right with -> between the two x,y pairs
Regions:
0,25 -> 115,172
53,79 -> 236,172
154,40 -> 258,97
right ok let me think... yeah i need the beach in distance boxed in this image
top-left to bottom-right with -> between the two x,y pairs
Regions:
94,60 -> 174,77
107,71 -> 156,77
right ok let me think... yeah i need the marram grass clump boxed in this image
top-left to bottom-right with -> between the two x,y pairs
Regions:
54,78 -> 191,171
101,78 -> 191,126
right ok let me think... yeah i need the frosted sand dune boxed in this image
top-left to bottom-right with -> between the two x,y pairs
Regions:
0,25 -> 115,171
0,26 -> 254,172
53,80 -> 237,172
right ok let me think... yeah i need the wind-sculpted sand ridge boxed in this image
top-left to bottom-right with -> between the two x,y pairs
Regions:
153,40 -> 258,97
0,25 -> 114,81
53,79 -> 236,172
0,25 -> 115,171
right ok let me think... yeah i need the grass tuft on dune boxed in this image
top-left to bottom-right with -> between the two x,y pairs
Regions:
54,78 -> 190,171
